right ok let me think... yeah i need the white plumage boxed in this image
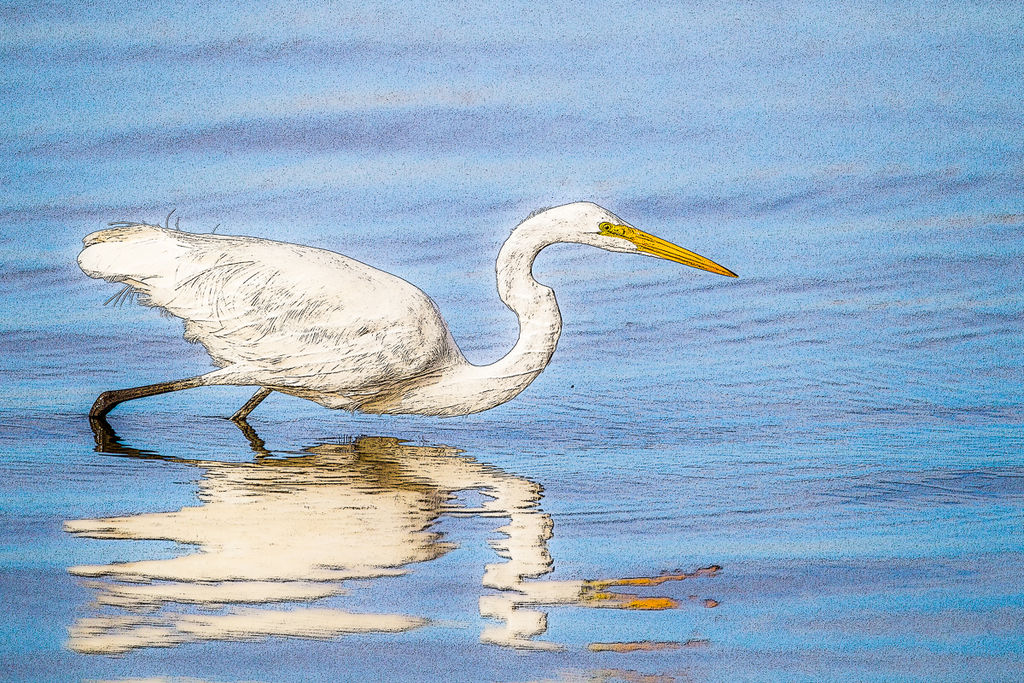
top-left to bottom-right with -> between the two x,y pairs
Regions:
79,202 -> 735,420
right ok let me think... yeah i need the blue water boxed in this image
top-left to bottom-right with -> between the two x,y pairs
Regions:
2,2 -> 1023,681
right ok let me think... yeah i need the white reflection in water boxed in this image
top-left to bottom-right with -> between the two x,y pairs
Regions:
67,424 -> 714,654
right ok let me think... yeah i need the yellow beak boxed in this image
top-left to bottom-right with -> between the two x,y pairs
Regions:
599,222 -> 738,278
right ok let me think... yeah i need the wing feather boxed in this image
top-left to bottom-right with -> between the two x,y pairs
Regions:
78,224 -> 460,394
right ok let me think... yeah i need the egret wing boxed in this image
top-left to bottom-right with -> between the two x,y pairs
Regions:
78,224 -> 460,395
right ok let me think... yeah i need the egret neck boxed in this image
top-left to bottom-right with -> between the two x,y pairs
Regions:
489,218 -> 564,387
390,218 -> 566,416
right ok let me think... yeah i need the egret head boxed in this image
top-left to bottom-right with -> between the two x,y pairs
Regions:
525,202 -> 737,278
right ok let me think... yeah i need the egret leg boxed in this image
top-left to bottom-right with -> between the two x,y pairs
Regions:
230,387 -> 273,422
90,376 -> 207,419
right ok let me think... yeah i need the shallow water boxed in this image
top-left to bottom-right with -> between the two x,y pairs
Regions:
3,2 -> 1024,681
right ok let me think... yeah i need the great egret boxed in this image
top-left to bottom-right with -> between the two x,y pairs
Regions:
78,201 -> 736,421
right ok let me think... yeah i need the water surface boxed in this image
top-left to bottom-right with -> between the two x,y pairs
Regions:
2,2 -> 1023,681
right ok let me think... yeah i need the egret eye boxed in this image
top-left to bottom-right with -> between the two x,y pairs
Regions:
600,222 -> 629,238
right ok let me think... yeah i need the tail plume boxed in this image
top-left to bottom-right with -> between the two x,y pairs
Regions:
78,223 -> 186,286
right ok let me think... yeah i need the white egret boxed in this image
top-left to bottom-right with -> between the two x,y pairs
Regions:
78,201 -> 736,421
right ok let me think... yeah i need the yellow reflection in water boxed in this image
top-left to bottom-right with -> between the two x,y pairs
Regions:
67,421 -> 717,655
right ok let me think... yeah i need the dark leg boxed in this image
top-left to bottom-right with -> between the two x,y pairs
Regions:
230,387 -> 273,423
90,376 -> 208,418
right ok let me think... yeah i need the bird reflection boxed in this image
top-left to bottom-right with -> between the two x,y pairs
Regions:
68,419 -> 717,655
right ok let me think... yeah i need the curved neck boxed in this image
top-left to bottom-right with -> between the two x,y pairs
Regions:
381,215 -> 588,416
386,220 -> 569,417
497,222 -> 563,365
470,222 -> 563,404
